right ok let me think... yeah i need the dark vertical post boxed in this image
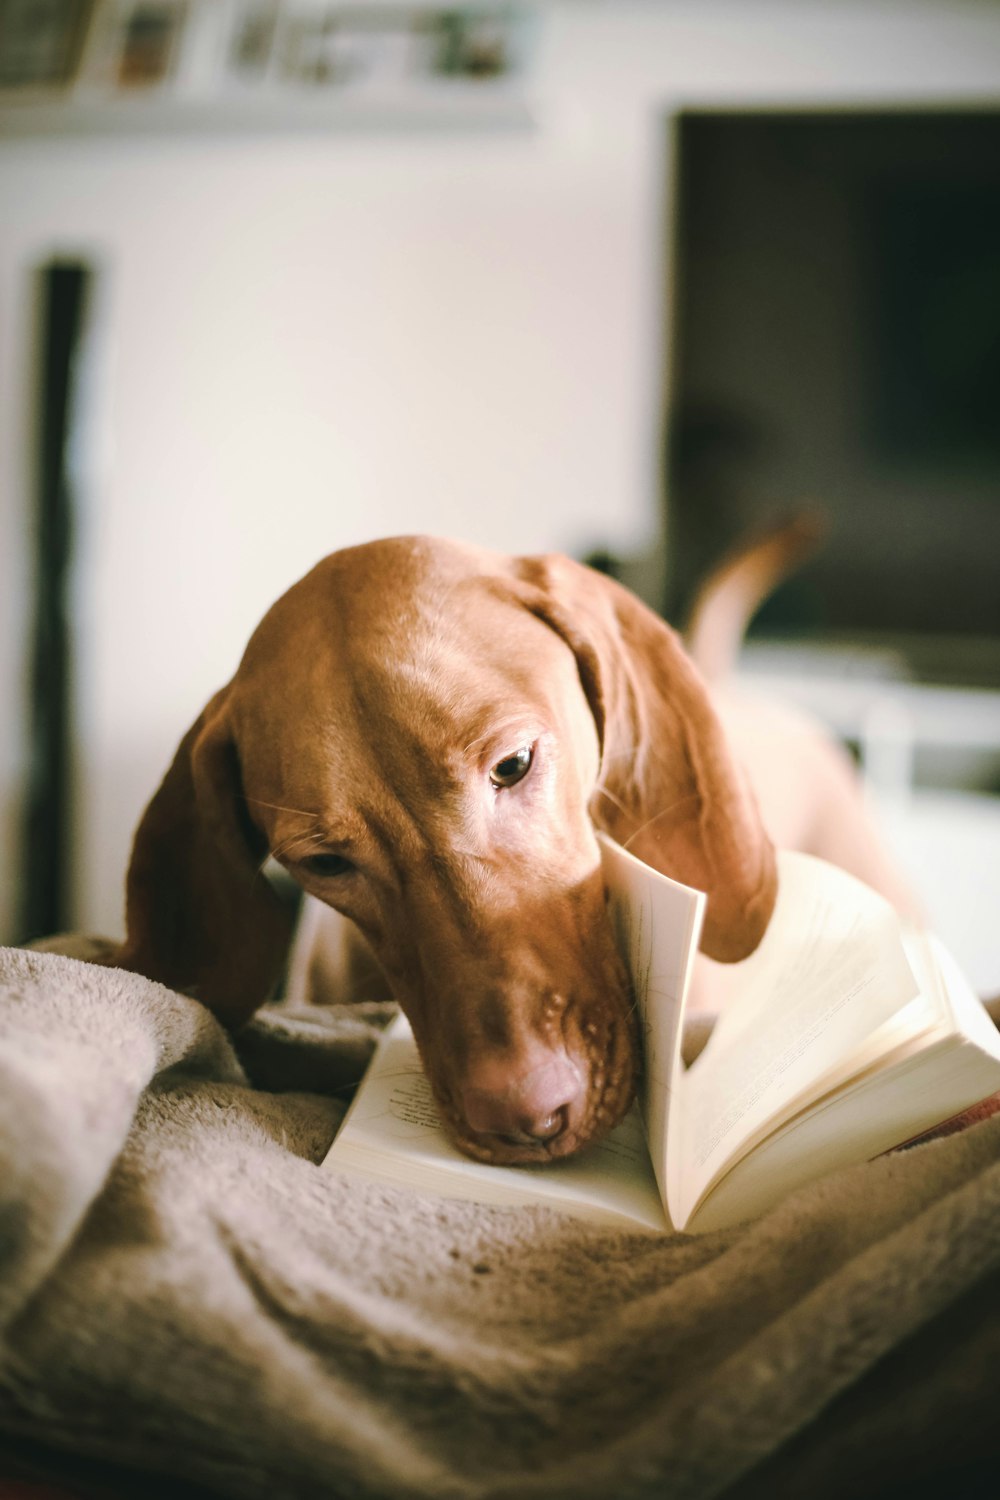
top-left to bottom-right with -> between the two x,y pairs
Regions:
19,261 -> 91,943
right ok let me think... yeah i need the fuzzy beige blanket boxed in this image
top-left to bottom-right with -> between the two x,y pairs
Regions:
1,944 -> 999,1500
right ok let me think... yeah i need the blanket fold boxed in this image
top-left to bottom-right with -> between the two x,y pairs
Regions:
1,944 -> 999,1500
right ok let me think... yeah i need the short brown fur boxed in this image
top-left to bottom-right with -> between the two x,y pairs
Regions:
117,536 -> 779,1163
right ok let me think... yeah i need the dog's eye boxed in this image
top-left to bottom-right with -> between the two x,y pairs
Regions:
489,746 -> 533,789
301,852 -> 354,878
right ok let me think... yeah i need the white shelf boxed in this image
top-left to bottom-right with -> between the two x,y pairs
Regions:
0,84 -> 535,139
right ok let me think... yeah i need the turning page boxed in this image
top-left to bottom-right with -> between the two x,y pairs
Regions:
598,833 -> 706,1223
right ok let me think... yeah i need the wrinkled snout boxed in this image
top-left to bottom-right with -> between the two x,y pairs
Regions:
460,1045 -> 585,1146
420,948 -> 639,1165
444,992 -> 636,1163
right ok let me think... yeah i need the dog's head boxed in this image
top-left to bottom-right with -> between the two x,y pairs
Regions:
119,537 -> 775,1163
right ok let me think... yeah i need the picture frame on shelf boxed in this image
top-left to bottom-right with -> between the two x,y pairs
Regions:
87,0 -> 189,91
227,0 -> 280,83
425,9 -> 518,81
0,0 -> 95,92
282,8 -> 418,92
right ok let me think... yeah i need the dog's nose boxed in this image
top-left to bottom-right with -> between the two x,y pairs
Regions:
460,1051 -> 583,1144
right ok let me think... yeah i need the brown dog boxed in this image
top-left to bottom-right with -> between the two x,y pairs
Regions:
118,536 -> 782,1165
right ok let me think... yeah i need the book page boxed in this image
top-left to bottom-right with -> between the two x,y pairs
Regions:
323,1014 -> 669,1233
674,852 -> 921,1225
598,833 -> 706,1216
685,939 -> 1000,1232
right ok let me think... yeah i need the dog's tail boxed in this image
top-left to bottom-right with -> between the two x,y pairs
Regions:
683,512 -> 826,682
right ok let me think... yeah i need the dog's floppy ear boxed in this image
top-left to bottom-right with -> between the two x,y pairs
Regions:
117,689 -> 295,1026
510,553 -> 777,962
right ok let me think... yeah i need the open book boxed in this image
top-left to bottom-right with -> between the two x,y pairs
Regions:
322,839 -> 1000,1233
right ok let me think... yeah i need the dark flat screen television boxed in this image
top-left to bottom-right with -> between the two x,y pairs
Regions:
664,108 -> 1000,687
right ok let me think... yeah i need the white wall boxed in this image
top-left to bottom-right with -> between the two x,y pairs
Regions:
2,0 -> 1000,942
